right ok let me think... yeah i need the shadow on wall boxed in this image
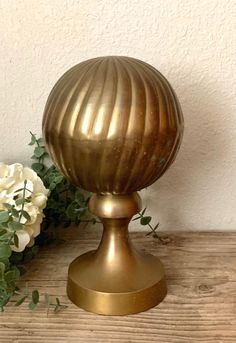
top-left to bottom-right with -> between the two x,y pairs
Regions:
142,69 -> 229,231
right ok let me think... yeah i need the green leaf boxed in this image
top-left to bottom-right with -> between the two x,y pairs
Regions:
0,244 -> 11,259
3,203 -> 12,211
34,146 -> 45,158
0,258 -> 10,270
54,175 -> 64,185
21,211 -> 31,221
32,290 -> 39,304
0,211 -> 9,223
0,228 -> 7,237
28,133 -> 36,145
141,208 -> 146,216
132,216 -> 141,221
14,188 -> 24,193
49,182 -> 56,191
13,234 -> 19,248
153,223 -> 159,230
66,202 -> 78,221
9,221 -> 23,231
15,295 -> 28,306
32,162 -> 44,174
75,191 -> 85,205
11,208 -> 19,218
54,300 -> 67,313
37,138 -> 44,145
28,301 -> 37,310
92,218 -> 97,225
44,293 -> 50,305
15,198 -> 25,206
0,262 -> 5,280
0,222 -> 9,229
4,268 -> 20,282
140,216 -> 151,226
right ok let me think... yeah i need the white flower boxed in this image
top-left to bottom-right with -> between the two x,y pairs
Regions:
0,163 -> 49,252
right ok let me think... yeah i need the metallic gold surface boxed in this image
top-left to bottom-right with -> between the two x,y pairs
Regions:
42,56 -> 184,315
67,192 -> 167,315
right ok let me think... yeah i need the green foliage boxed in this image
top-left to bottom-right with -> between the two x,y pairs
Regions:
0,180 -> 37,310
28,132 -> 97,246
133,208 -> 160,239
14,288 -> 68,313
0,176 -> 68,312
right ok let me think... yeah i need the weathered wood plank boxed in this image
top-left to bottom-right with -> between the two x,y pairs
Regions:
0,228 -> 236,343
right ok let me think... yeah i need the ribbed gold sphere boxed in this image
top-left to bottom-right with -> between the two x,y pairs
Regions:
43,56 -> 183,193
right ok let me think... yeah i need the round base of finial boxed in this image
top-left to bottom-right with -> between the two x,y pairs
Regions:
67,249 -> 167,315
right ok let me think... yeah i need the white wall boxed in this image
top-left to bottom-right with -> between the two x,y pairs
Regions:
0,0 -> 236,231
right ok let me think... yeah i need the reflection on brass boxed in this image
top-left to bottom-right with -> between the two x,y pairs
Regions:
42,56 -> 184,315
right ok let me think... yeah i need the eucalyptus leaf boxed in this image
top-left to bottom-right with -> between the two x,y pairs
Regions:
28,301 -> 37,310
37,138 -> 44,145
141,208 -> 146,216
75,191 -> 85,205
4,268 -> 20,283
0,229 -> 7,237
21,210 -> 31,221
11,208 -> 19,218
28,133 -> 36,146
9,221 -> 23,231
3,203 -> 12,211
140,216 -> 151,226
13,234 -> 19,248
0,211 -> 9,223
15,198 -> 25,206
0,244 -> 11,259
0,262 -> 5,280
32,290 -> 39,304
0,222 -> 8,229
44,293 -> 50,305
132,216 -> 141,221
15,295 -> 28,306
34,146 -> 45,158
32,162 -> 44,173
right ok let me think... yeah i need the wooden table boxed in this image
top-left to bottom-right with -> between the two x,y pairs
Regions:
1,228 -> 236,342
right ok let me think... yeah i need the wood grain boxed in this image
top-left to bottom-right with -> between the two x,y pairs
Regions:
1,228 -> 236,343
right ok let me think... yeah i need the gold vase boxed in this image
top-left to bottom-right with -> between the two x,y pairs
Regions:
42,56 -> 184,315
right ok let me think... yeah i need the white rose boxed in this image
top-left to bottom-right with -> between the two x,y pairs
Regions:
0,163 -> 49,252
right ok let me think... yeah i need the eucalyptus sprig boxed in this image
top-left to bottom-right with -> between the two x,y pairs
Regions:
15,288 -> 67,313
0,179 -> 34,310
0,178 -> 67,312
133,208 -> 160,239
29,133 -> 99,240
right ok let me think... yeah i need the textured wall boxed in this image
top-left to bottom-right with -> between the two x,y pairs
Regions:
0,0 -> 235,231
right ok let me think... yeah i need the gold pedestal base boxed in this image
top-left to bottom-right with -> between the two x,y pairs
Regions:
67,249 -> 167,315
67,193 -> 167,315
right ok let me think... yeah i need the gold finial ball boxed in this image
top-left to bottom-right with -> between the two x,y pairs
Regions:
43,56 -> 184,194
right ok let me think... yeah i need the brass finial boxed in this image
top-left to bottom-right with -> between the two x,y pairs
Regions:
43,56 -> 184,315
